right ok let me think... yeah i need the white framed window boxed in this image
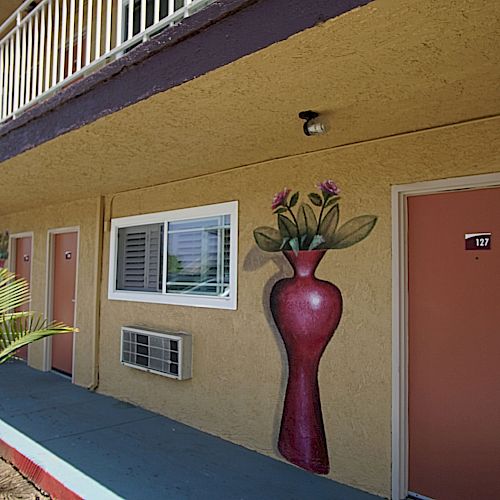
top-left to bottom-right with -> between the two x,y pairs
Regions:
108,201 -> 238,310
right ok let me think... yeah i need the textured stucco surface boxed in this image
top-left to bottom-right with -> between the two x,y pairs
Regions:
0,198 -> 102,388
0,0 -> 499,214
96,118 -> 498,497
0,0 -> 499,496
0,118 -> 498,498
0,0 -> 372,161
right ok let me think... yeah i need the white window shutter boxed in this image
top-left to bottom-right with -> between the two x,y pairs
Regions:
117,223 -> 163,292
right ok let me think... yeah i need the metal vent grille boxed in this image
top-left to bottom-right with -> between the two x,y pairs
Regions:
120,326 -> 192,380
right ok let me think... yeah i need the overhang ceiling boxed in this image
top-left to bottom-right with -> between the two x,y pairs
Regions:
1,0 -> 499,214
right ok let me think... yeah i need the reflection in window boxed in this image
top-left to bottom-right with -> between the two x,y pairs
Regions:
166,215 -> 230,297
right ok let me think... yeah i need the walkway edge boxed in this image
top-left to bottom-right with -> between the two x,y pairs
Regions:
0,420 -> 121,500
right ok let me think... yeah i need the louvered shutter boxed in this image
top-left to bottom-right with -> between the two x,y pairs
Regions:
116,223 -> 163,292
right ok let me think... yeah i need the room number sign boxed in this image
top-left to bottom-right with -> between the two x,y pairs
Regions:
465,232 -> 491,250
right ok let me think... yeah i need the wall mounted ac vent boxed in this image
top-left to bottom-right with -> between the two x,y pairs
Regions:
121,326 -> 192,380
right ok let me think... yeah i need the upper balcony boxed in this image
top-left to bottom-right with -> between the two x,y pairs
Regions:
0,0 -> 214,124
0,0 -> 497,215
0,0 -> 376,171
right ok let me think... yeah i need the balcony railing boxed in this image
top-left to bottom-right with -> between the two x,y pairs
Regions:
0,0 -> 213,124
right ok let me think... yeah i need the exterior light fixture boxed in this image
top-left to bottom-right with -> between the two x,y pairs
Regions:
299,110 -> 327,136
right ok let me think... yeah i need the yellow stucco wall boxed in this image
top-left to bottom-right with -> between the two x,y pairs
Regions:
0,118 -> 498,496
94,117 -> 499,497
0,197 -> 102,388
0,0 -> 497,496
2,0 -> 498,216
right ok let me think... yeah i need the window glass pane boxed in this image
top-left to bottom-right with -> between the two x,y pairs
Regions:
166,215 -> 231,296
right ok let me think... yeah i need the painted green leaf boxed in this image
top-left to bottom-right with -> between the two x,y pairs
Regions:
253,226 -> 282,252
325,196 -> 340,207
308,193 -> 322,207
289,192 -> 299,208
278,214 -> 297,239
289,237 -> 300,255
329,215 -> 378,249
319,204 -> 340,245
297,204 -> 318,247
273,207 -> 287,215
308,234 -> 325,251
280,237 -> 290,250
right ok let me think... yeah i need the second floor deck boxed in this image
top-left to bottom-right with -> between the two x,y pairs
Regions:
0,0 -> 215,123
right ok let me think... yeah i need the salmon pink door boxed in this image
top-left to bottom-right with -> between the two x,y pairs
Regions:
51,232 -> 77,376
408,187 -> 500,500
14,236 -> 32,361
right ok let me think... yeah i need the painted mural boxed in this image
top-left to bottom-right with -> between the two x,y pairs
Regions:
0,231 -> 8,268
254,181 -> 377,474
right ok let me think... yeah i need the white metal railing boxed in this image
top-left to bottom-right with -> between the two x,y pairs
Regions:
0,0 -> 214,123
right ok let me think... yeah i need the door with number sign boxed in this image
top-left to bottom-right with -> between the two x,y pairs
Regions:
51,232 -> 77,376
14,236 -> 32,361
407,187 -> 500,500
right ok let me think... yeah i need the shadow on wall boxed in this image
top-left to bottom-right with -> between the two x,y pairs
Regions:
243,245 -> 290,456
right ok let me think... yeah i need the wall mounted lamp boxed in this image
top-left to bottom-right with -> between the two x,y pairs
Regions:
299,110 -> 327,136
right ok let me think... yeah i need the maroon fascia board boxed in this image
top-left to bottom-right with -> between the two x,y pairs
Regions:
0,0 -> 372,163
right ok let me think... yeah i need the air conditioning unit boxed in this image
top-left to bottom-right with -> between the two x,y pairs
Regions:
120,326 -> 192,380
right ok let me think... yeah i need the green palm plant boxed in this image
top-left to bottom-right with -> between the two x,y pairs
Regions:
0,268 -> 77,364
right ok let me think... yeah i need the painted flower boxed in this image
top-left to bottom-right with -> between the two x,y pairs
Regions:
317,180 -> 340,197
271,188 -> 291,210
255,180 -> 377,254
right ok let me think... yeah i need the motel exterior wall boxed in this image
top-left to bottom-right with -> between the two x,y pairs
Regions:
1,116 -> 499,497
1,0 -> 498,497
1,197 -> 102,387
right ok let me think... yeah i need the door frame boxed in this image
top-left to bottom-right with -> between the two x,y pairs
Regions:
7,232 -> 34,364
44,227 -> 80,383
391,172 -> 500,500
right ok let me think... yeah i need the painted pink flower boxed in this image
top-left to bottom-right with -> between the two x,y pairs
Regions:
271,188 -> 291,210
317,180 -> 340,196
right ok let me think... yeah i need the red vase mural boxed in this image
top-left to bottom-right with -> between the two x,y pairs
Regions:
254,180 -> 377,474
271,250 -> 342,473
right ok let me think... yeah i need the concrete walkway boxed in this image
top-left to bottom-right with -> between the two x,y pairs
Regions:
0,361 -> 381,500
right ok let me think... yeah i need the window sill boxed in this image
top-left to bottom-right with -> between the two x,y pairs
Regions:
108,289 -> 237,310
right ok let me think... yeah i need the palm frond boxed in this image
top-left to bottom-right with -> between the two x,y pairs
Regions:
0,311 -> 33,324
0,268 -> 30,314
0,313 -> 76,364
0,269 -> 77,364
